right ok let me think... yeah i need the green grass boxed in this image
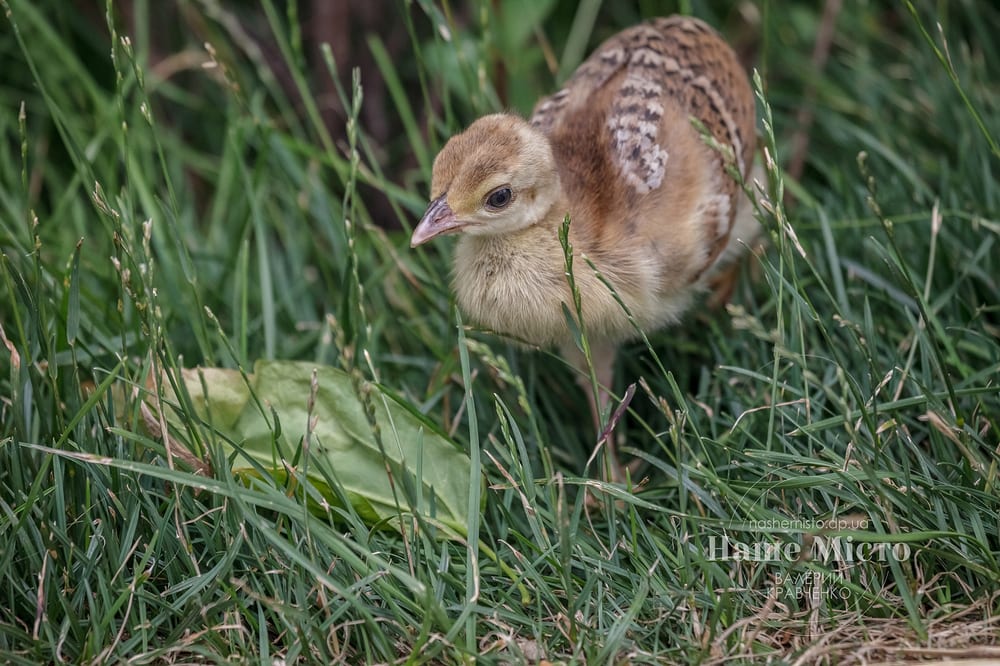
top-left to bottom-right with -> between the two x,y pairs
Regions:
2,0 -> 998,663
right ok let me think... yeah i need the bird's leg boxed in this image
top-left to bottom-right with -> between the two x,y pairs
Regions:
567,342 -> 631,483
593,346 -> 625,482
579,343 -> 614,429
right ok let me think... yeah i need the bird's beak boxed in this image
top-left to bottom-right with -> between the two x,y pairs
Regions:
411,194 -> 465,247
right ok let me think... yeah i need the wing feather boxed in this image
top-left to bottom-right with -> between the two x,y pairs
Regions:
529,17 -> 756,273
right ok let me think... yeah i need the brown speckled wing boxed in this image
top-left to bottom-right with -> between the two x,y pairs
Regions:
530,16 -> 756,270
647,16 -> 756,178
648,16 -> 756,267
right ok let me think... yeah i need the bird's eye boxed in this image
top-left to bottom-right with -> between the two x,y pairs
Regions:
485,187 -> 513,210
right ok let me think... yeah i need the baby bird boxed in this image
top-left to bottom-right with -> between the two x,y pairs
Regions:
411,16 -> 758,478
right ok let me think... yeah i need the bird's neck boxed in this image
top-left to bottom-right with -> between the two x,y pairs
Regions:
451,193 -> 574,343
451,189 -> 641,348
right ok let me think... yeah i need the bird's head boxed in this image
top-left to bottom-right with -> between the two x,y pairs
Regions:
410,114 -> 561,247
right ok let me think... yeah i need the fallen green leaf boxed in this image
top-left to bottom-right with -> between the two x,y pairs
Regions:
155,360 -> 472,535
